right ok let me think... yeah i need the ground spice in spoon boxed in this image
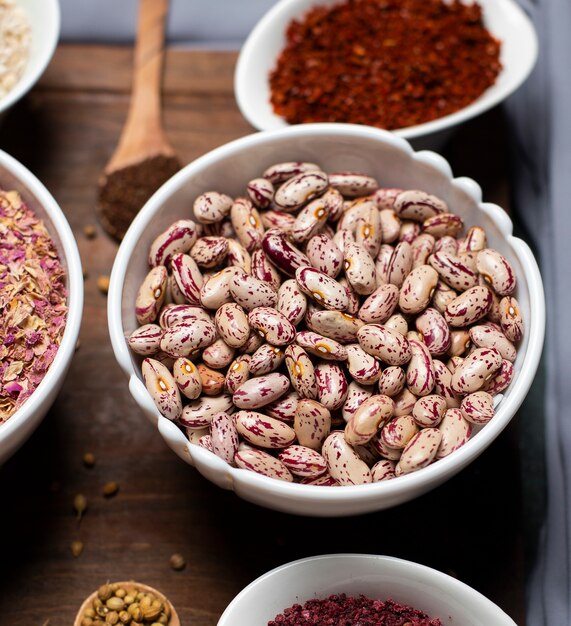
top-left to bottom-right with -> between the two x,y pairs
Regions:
0,189 -> 67,422
269,0 -> 502,130
268,593 -> 442,625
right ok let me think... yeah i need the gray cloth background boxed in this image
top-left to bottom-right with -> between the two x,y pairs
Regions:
59,0 -> 276,47
508,0 -> 569,624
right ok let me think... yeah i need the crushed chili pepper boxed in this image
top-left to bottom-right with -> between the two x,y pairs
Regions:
269,0 -> 502,130
268,593 -> 442,625
0,189 -> 67,423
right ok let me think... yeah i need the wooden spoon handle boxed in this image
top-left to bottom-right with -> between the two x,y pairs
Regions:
108,0 -> 172,168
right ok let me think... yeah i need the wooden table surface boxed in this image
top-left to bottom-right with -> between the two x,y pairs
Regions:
0,45 -> 524,625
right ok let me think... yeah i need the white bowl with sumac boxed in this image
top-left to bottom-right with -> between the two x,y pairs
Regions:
108,124 -> 544,516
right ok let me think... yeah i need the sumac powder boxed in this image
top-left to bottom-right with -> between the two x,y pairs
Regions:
269,0 -> 502,130
268,593 -> 442,625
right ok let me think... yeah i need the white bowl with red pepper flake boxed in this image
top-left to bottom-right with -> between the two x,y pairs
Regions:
0,150 -> 83,464
108,123 -> 544,516
235,0 -> 537,144
217,554 -> 517,625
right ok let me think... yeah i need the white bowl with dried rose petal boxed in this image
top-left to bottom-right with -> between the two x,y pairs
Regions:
0,0 -> 60,119
0,149 -> 83,464
108,123 -> 544,516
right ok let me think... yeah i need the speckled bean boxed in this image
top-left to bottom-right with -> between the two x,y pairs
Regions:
460,391 -> 495,424
233,373 -> 290,409
333,228 -> 355,255
384,314 -> 409,336
295,330 -> 348,361
459,226 -> 487,253
230,197 -> 265,252
274,170 -> 328,210
260,210 -> 296,233
234,447 -> 294,482
447,329 -> 471,357
393,387 -> 418,417
135,265 -> 168,324
406,339 -> 435,396
202,338 -> 235,369
433,359 -> 461,408
315,362 -> 349,411
235,410 -> 296,448
371,459 -> 397,481
225,354 -> 251,393
428,251 -> 478,292
415,307 -> 451,355
200,266 -> 244,309
359,283 -> 400,324
305,233 -> 343,278
172,357 -> 202,399
276,279 -> 307,325
306,309 -> 364,343
342,381 -> 375,422
160,319 -> 217,358
248,307 -> 296,346
499,296 -> 524,342
435,408 -> 472,459
170,253 -> 203,305
210,411 -> 240,464
344,241 -> 377,295
190,236 -> 228,268
357,324 -> 412,366
295,266 -> 348,310
411,233 -> 435,268
451,347 -> 502,394
237,330 -> 264,356
193,191 -> 233,224
346,344 -> 383,385
345,394 -> 394,446
398,264 -> 439,315
248,344 -> 285,376
128,323 -> 163,355
395,427 -> 442,476
148,219 -> 199,267
422,213 -> 463,238
444,286 -> 493,327
476,248 -> 517,295
322,431 -> 372,485
482,358 -> 514,395
394,190 -> 447,221
159,304 -> 212,328
377,366 -> 406,397
229,273 -> 278,310
387,241 -> 413,288
247,178 -> 274,208
263,161 -> 320,184
469,324 -> 516,362
291,195 -> 330,242
262,228 -> 311,277
285,344 -> 318,399
379,208 -> 401,243
278,445 -> 327,478
142,358 -> 182,420
214,302 -> 250,348
412,394 -> 447,427
265,390 -> 299,423
431,280 -> 458,314
294,399 -> 331,450
328,172 -> 378,197
355,202 -> 382,257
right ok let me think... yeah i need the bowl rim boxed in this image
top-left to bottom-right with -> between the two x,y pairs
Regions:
217,553 -> 518,625
234,0 -> 538,138
0,0 -> 61,115
108,123 -> 545,508
0,149 -> 83,444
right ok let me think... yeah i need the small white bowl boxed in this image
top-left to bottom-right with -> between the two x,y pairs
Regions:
235,0 -> 538,142
0,150 -> 83,464
217,554 -> 517,625
0,0 -> 60,119
108,123 -> 544,517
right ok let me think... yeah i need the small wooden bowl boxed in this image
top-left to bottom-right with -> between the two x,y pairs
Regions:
74,581 -> 180,626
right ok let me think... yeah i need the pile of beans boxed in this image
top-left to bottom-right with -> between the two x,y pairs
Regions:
128,161 -> 524,486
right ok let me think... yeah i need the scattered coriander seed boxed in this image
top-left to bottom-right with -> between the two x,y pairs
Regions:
74,493 -> 88,521
84,224 -> 97,239
71,540 -> 84,557
97,275 -> 110,295
103,481 -> 119,497
83,452 -> 96,468
169,553 -> 186,571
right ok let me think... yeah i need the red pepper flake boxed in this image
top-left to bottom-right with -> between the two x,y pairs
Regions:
0,189 -> 67,422
268,593 -> 442,625
269,0 -> 502,130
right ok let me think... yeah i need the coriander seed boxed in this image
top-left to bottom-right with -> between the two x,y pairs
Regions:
84,224 -> 97,239
169,553 -> 186,571
97,275 -> 110,295
73,493 -> 88,521
103,481 -> 119,497
98,584 -> 113,601
83,452 -> 96,468
71,540 -> 84,557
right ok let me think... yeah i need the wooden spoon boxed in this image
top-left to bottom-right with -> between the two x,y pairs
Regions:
97,0 -> 181,240
73,581 -> 180,626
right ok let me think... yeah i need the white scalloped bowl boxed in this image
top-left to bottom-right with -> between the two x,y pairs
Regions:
218,554 -> 517,625
108,124 -> 544,517
235,0 -> 537,144
0,149 -> 83,464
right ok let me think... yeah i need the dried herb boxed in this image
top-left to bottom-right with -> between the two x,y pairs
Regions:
0,189 -> 67,423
